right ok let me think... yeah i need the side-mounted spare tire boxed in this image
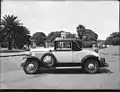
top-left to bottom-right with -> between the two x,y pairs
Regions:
41,53 -> 56,67
23,59 -> 40,74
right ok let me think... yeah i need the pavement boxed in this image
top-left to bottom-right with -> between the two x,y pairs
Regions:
0,54 -> 120,89
0,70 -> 120,89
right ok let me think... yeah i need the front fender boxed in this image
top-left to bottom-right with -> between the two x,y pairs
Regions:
23,55 -> 38,59
25,56 -> 41,61
21,56 -> 43,67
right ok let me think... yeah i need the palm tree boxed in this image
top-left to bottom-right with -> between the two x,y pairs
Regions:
1,15 -> 22,50
13,26 -> 31,49
1,14 -> 31,50
20,26 -> 31,45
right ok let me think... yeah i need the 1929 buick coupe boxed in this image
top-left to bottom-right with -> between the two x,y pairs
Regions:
21,38 -> 108,74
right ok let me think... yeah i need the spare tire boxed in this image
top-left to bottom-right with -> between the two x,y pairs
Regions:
41,53 -> 56,67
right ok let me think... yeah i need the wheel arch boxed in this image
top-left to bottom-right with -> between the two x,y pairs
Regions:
25,56 -> 43,66
81,55 -> 100,66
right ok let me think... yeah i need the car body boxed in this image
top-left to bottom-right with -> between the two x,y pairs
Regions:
21,38 -> 108,74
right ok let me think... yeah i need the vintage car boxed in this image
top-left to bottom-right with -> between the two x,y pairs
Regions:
21,38 -> 108,74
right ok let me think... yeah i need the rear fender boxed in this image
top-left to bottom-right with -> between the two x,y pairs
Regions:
81,55 -> 100,66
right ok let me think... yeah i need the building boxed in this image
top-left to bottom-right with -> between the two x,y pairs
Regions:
61,31 -> 67,38
30,39 -> 37,48
45,31 -> 69,48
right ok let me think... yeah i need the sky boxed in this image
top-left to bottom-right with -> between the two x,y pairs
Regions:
1,0 -> 119,40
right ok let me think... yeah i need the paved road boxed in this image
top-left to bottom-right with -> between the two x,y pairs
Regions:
0,55 -> 120,89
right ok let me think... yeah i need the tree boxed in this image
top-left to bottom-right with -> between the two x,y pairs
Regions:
0,29 -> 5,42
46,31 -> 61,43
66,32 -> 77,38
76,24 -> 98,41
1,15 -> 21,50
83,29 -> 98,41
1,14 -> 31,50
76,25 -> 85,40
32,32 -> 46,46
76,24 -> 98,48
46,31 -> 77,43
14,26 -> 31,49
105,32 -> 120,45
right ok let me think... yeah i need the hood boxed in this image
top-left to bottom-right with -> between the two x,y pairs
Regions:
81,49 -> 99,57
30,47 -> 54,52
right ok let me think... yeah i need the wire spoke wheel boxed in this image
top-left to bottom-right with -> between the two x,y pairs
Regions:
23,60 -> 39,74
84,59 -> 99,74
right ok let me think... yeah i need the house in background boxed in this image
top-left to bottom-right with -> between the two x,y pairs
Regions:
61,31 -> 67,38
30,38 -> 37,48
44,39 -> 52,48
45,31 -> 70,48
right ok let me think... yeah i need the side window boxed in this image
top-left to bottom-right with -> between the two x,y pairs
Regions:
72,41 -> 80,51
56,41 -> 72,51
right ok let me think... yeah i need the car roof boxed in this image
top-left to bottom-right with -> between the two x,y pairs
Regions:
54,38 -> 82,42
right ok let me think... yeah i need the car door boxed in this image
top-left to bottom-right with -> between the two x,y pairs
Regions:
72,41 -> 83,63
53,41 -> 73,63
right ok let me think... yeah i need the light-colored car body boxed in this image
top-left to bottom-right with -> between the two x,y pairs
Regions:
21,38 -> 108,74
29,47 -> 99,63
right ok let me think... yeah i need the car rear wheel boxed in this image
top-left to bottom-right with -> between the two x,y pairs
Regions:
83,59 -> 99,74
41,54 -> 56,67
23,59 -> 39,74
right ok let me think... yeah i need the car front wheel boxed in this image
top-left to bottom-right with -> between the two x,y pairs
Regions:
23,59 -> 39,74
83,59 -> 99,74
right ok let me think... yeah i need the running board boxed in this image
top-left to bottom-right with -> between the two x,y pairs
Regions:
55,63 -> 82,67
55,66 -> 82,69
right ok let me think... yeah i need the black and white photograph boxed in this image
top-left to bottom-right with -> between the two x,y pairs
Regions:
0,0 -> 120,90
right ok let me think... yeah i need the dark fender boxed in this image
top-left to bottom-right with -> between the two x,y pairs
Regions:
24,56 -> 44,66
81,55 -> 100,66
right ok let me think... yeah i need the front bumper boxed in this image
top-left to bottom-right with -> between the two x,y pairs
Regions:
99,58 -> 108,67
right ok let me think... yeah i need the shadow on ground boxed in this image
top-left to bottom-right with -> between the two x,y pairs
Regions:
37,68 -> 113,74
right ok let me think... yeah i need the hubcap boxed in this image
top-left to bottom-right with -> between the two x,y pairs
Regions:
88,63 -> 95,70
27,63 -> 35,70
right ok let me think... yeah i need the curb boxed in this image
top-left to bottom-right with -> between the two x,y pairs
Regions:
0,54 -> 26,57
